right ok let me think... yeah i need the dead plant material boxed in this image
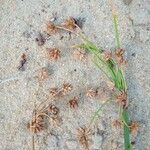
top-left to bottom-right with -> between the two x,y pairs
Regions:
48,104 -> 59,115
38,67 -> 49,81
129,121 -> 139,135
18,53 -> 27,71
27,113 -> 45,133
73,48 -> 86,61
47,48 -> 61,60
35,32 -> 45,46
86,88 -> 98,98
49,88 -> 59,97
62,83 -> 73,95
116,91 -> 128,108
76,127 -> 91,150
101,50 -> 112,61
46,21 -> 57,35
112,119 -> 122,129
115,48 -> 126,65
69,97 -> 78,109
62,17 -> 77,30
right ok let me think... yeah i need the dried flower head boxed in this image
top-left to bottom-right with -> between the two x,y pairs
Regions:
69,97 -> 78,109
62,17 -> 77,30
18,53 -> 27,71
27,114 -> 44,133
73,48 -> 86,61
49,88 -> 58,97
116,91 -> 128,108
112,119 -> 122,129
115,48 -> 126,65
76,127 -> 91,150
46,21 -> 57,35
38,67 -> 49,81
48,104 -> 59,115
62,83 -> 73,95
47,48 -> 61,60
86,88 -> 98,98
129,121 -> 139,135
102,50 -> 112,61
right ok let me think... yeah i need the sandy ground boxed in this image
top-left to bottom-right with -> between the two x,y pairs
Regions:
0,0 -> 150,150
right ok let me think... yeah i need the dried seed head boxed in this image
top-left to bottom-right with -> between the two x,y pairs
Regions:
47,48 -> 61,60
115,48 -> 126,65
102,50 -> 112,61
62,83 -> 73,95
38,67 -> 49,81
73,48 -> 86,61
116,91 -> 128,108
49,88 -> 58,97
46,21 -> 57,35
112,120 -> 122,129
129,121 -> 139,135
62,17 -> 76,30
86,88 -> 98,98
48,104 -> 59,115
27,114 -> 44,133
76,127 -> 91,149
69,97 -> 78,109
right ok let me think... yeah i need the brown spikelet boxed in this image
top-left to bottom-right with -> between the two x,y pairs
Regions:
49,88 -> 59,97
76,127 -> 91,150
48,104 -> 59,115
62,83 -> 73,95
101,50 -> 112,61
115,48 -> 126,65
86,88 -> 98,98
73,48 -> 86,61
112,119 -> 122,129
27,114 -> 45,134
47,48 -> 61,60
116,91 -> 128,108
62,17 -> 77,30
69,97 -> 78,109
129,121 -> 139,135
46,21 -> 57,35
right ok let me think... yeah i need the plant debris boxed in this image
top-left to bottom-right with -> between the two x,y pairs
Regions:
73,48 -> 86,61
129,121 -> 139,135
62,83 -> 73,95
69,97 -> 78,109
47,48 -> 61,60
86,88 -> 98,98
46,21 -> 57,35
48,104 -> 59,115
62,17 -> 77,30
116,91 -> 128,108
35,32 -> 45,46
76,127 -> 91,150
18,53 -> 27,71
112,119 -> 122,129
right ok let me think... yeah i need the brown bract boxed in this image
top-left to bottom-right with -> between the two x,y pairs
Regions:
48,104 -> 59,115
115,48 -> 126,65
101,50 -> 112,61
49,88 -> 58,97
27,114 -> 44,133
62,17 -> 77,30
47,48 -> 61,60
86,88 -> 98,98
62,83 -> 73,95
112,119 -> 122,129
76,127 -> 91,150
116,91 -> 128,108
129,121 -> 139,135
69,97 -> 78,109
46,21 -> 57,35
